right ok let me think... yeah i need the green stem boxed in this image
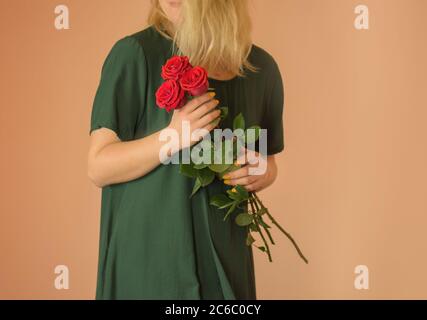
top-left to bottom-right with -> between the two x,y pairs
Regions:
252,194 -> 275,245
250,197 -> 273,262
253,193 -> 309,264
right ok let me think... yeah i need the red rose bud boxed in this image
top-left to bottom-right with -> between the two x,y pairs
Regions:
155,79 -> 186,112
180,66 -> 209,97
161,56 -> 192,81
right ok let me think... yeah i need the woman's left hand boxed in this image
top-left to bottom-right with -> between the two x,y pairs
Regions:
222,148 -> 278,192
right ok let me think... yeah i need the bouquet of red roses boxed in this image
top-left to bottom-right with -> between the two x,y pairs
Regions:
156,56 -> 308,264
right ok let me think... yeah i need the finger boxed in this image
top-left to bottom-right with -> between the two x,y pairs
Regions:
236,147 -> 263,167
245,181 -> 263,192
189,98 -> 219,121
201,120 -> 219,133
194,109 -> 221,129
223,166 -> 250,180
225,175 -> 258,186
236,146 -> 247,165
192,120 -> 219,145
192,110 -> 221,142
183,92 -> 216,113
235,147 -> 250,166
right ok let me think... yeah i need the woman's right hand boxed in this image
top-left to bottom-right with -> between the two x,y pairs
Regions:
167,92 -> 221,149
89,92 -> 221,188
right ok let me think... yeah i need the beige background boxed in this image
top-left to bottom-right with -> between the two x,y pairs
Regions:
1,0 -> 426,299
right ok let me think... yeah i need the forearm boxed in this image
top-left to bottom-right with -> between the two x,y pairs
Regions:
88,93 -> 219,188
88,130 -> 165,188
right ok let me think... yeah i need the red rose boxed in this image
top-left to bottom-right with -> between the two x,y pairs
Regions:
156,80 -> 186,112
161,56 -> 192,81
180,66 -> 210,97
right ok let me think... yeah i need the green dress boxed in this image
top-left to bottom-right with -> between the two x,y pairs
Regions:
90,26 -> 284,300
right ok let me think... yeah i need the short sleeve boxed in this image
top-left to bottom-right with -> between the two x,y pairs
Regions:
261,57 -> 285,155
90,36 -> 147,141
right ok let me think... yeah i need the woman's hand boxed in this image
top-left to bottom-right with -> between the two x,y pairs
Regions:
222,149 -> 278,192
88,92 -> 220,188
167,92 -> 220,149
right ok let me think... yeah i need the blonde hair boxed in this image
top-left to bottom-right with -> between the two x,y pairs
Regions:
148,0 -> 257,77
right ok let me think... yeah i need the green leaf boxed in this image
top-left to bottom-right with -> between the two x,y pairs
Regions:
180,164 -> 198,178
197,168 -> 215,187
227,189 -> 241,201
258,218 -> 271,229
194,163 -> 209,170
190,178 -> 202,197
210,194 -> 233,208
235,213 -> 253,227
224,202 -> 237,221
257,208 -> 267,216
233,113 -> 246,131
246,233 -> 256,246
226,186 -> 248,201
209,163 -> 232,173
220,107 -> 229,120
219,202 -> 234,210
235,185 -> 249,200
245,126 -> 261,144
249,223 -> 259,232
257,246 -> 266,252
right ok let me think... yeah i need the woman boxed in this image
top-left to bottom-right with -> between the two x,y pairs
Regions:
88,0 -> 284,300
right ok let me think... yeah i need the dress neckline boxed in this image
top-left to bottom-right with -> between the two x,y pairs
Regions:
208,75 -> 239,84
